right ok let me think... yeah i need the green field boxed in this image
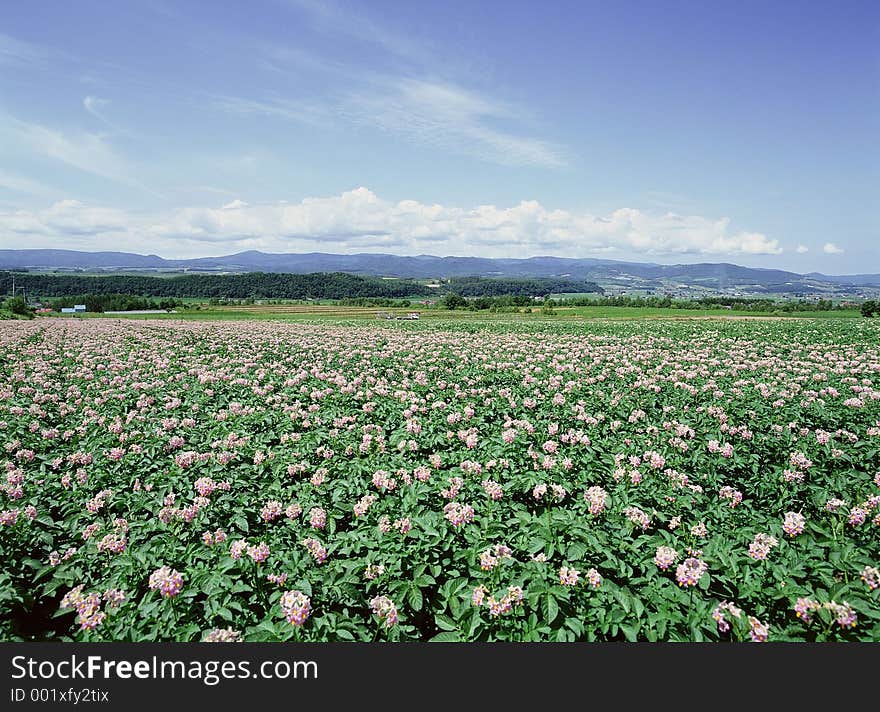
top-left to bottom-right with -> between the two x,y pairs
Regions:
48,303 -> 863,323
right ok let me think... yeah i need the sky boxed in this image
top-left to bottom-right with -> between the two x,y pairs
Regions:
0,0 -> 877,273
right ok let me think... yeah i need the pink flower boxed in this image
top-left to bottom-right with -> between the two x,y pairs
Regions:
203,628 -> 244,642
302,537 -> 327,564
443,502 -> 475,527
861,566 -> 879,591
280,590 -> 311,626
472,585 -> 488,607
748,533 -> 778,560
654,546 -> 678,570
308,507 -> 327,529
748,616 -> 769,642
848,507 -> 867,527
719,486 -> 743,508
793,597 -> 821,623
584,486 -> 609,516
559,566 -> 580,586
675,557 -> 708,587
247,541 -> 270,563
481,479 -> 503,500
782,511 -> 805,537
712,601 -> 742,634
370,595 -> 398,628
353,494 -> 377,517
148,566 -> 184,598
623,506 -> 651,530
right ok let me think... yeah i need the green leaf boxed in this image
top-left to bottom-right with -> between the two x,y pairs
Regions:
543,594 -> 559,624
429,631 -> 462,642
435,614 -> 458,631
621,623 -> 640,641
408,586 -> 423,611
566,542 -> 588,560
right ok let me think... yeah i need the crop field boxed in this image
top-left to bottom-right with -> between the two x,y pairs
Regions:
1,317 -> 878,642
52,302 -> 862,323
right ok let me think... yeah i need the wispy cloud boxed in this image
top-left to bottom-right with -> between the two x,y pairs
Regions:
0,170 -> 57,198
211,95 -> 330,127
249,3 -> 569,167
823,242 -> 844,254
0,32 -> 46,67
0,114 -> 164,198
4,116 -> 127,182
346,78 -> 568,167
82,95 -> 121,131
796,244 -> 809,253
217,76 -> 568,167
283,0 -> 432,65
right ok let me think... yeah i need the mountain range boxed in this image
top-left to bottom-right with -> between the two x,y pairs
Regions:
1,248 -> 879,295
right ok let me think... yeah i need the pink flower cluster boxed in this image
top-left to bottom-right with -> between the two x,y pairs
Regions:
203,628 -> 244,642
369,595 -> 399,628
861,566 -> 879,591
443,502 -> 475,527
748,533 -> 779,560
148,566 -> 184,598
558,566 -> 580,586
583,486 -> 609,516
712,601 -> 742,633
623,506 -> 651,530
247,541 -> 270,563
793,598 -> 857,628
353,494 -> 377,518
675,557 -> 708,587
280,590 -> 311,626
654,546 -> 678,570
782,511 -> 805,537
718,486 -> 743,508
302,537 -> 327,564
60,585 -> 114,630
201,529 -> 227,546
261,500 -> 283,522
308,507 -> 327,529
481,479 -> 503,500
472,585 -> 525,618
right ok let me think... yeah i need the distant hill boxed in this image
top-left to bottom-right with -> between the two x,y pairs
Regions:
1,248 -> 878,292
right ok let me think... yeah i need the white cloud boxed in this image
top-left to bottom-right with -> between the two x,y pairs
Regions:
796,244 -> 809,253
0,188 -> 781,259
0,199 -> 128,238
823,242 -> 844,254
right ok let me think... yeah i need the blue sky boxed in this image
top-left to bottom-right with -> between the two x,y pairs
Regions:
0,0 -> 877,272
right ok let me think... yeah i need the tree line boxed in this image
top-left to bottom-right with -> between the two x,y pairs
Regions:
556,294 -> 850,312
50,294 -> 184,312
446,277 -> 603,297
0,272 -> 427,300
